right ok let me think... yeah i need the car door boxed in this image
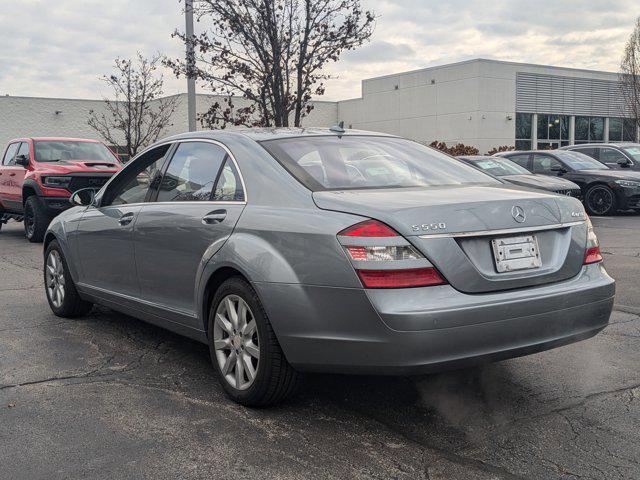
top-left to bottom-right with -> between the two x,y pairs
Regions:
4,142 -> 30,209
0,142 -> 21,211
74,144 -> 172,297
133,141 -> 246,326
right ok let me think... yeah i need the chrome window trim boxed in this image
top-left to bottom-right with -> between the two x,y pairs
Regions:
99,138 -> 249,206
418,220 -> 585,239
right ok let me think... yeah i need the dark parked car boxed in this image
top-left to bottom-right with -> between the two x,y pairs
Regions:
458,155 -> 581,198
496,150 -> 640,215
44,129 -> 614,406
560,143 -> 640,171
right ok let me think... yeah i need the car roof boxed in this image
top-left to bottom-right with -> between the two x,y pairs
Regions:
8,137 -> 103,143
561,142 -> 640,149
457,155 -> 494,161
160,127 -> 398,144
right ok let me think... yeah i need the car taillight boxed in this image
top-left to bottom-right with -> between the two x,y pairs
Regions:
356,268 -> 446,289
583,216 -> 603,265
338,219 -> 447,289
338,219 -> 398,237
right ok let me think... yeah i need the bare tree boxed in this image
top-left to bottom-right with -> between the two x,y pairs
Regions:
88,53 -> 179,158
166,0 -> 375,128
621,17 -> 640,129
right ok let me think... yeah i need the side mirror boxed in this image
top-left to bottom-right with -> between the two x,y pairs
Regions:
617,159 -> 631,167
550,165 -> 567,174
69,188 -> 97,207
15,154 -> 29,167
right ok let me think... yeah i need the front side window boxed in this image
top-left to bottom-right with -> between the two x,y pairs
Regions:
261,136 -> 498,191
34,141 -> 118,163
156,142 -> 227,202
102,145 -> 171,206
532,154 -> 564,175
2,143 -> 19,166
599,148 -> 628,164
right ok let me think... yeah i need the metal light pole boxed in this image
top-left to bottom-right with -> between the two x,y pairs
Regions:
185,0 -> 197,132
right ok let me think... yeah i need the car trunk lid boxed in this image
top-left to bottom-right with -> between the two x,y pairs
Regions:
314,185 -> 588,293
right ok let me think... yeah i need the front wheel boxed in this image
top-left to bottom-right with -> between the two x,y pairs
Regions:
44,240 -> 93,317
208,277 -> 299,406
24,196 -> 51,242
584,185 -> 617,216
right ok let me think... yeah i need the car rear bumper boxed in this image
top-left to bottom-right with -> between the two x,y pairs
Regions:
254,263 -> 615,374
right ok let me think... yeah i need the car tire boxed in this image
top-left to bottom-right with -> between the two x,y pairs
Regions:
24,196 -> 51,243
208,276 -> 300,407
44,240 -> 93,317
584,185 -> 617,216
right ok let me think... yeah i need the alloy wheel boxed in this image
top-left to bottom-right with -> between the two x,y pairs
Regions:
213,295 -> 260,390
586,186 -> 613,215
45,250 -> 66,308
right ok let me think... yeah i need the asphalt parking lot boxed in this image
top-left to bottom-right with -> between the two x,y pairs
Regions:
1,216 -> 639,480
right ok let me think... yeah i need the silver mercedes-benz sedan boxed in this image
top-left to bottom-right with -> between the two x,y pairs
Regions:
43,128 -> 615,406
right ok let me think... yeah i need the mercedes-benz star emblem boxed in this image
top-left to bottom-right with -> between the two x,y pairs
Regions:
511,205 -> 526,223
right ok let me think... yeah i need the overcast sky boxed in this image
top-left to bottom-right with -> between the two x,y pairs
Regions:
0,0 -> 638,101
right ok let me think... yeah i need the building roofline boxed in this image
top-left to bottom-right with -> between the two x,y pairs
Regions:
361,58 -> 622,83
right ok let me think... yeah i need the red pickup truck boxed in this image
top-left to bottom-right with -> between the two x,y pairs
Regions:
0,137 -> 121,242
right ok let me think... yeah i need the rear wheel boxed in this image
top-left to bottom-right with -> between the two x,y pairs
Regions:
24,196 -> 51,243
44,240 -> 93,317
208,277 -> 299,406
585,185 -> 617,216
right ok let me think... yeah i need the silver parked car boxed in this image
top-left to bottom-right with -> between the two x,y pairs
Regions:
43,129 -> 615,406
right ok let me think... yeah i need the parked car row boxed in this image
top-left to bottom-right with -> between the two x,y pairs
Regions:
457,145 -> 640,216
0,137 -> 121,241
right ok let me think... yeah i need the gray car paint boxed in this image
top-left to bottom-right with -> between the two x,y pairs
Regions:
44,128 -> 615,374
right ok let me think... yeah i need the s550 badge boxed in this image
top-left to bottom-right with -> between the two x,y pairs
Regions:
411,222 -> 447,232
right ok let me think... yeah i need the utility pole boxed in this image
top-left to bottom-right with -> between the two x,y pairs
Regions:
185,0 -> 196,132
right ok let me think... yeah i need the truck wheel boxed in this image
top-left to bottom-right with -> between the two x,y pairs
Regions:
44,240 -> 93,317
208,277 -> 300,406
24,196 -> 50,243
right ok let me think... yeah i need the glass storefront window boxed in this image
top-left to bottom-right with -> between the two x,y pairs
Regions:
623,118 -> 637,142
609,118 -> 623,142
589,117 -> 604,141
515,113 -> 532,150
537,114 -> 569,143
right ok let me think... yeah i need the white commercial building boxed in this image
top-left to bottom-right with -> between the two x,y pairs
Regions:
1,59 -> 636,155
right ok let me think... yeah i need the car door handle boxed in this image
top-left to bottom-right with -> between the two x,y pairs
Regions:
9,173 -> 16,176
202,209 -> 227,224
118,212 -> 135,226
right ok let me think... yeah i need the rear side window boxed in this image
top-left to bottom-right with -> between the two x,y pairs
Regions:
261,136 -> 497,191
157,142 -> 227,202
212,160 -> 245,201
572,147 -> 597,159
505,154 -> 530,169
2,143 -> 19,165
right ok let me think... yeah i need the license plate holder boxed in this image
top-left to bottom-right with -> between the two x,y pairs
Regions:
491,235 -> 541,273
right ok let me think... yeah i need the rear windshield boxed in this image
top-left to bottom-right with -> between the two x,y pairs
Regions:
34,141 -> 118,163
468,157 -> 530,176
555,151 -> 609,170
261,136 -> 498,190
